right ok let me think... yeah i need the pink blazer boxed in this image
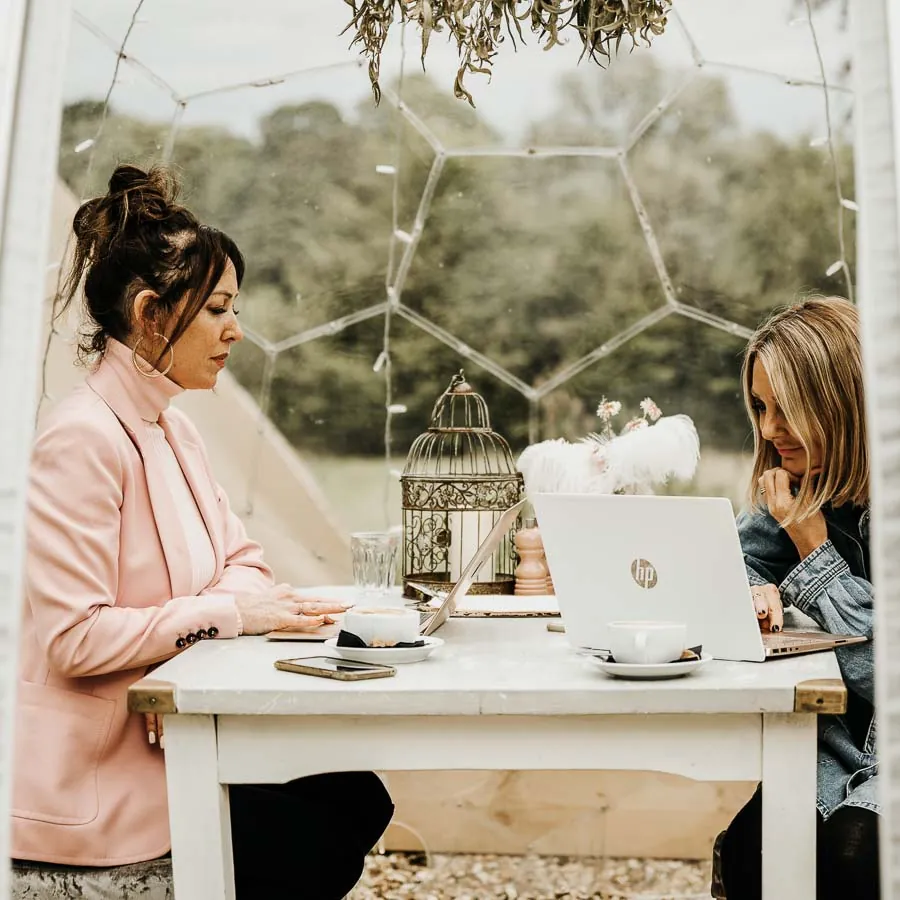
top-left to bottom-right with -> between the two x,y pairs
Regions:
11,348 -> 273,866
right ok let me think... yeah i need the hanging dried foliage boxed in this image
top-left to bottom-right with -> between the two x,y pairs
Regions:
343,1 -> 672,106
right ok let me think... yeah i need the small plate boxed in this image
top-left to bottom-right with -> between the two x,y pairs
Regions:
587,653 -> 713,680
324,636 -> 444,665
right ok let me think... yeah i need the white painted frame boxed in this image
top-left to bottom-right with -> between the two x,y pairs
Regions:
0,0 -> 72,890
161,709 -> 817,900
853,0 -> 900,895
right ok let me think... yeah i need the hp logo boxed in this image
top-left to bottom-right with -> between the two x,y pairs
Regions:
631,558 -> 658,589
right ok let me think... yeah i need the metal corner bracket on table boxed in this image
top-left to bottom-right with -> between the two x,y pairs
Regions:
793,678 -> 846,715
129,679 -> 178,715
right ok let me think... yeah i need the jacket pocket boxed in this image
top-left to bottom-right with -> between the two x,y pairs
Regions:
12,681 -> 115,826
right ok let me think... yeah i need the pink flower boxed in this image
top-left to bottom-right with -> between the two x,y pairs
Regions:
596,398 -> 622,421
640,397 -> 662,421
622,417 -> 649,433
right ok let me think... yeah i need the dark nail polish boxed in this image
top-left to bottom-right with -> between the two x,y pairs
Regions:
772,625 -> 780,633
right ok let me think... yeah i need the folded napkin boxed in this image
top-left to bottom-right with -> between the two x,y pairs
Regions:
602,645 -> 703,665
337,629 -> 426,649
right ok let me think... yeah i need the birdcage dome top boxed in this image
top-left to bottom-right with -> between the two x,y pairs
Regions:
402,371 -> 521,479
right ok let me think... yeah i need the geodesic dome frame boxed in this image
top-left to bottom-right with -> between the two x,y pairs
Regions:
39,0 -> 860,534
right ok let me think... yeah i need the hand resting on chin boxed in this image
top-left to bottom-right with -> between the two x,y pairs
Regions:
758,466 -> 828,560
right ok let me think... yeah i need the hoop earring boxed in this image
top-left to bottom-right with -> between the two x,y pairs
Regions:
132,333 -> 175,379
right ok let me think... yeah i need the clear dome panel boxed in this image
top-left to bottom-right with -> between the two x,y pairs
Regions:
393,7 -> 695,149
538,312 -> 752,505
628,67 -> 855,329
60,18 -> 178,201
399,153 -> 666,385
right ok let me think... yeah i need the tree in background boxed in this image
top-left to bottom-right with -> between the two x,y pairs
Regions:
57,56 -> 854,460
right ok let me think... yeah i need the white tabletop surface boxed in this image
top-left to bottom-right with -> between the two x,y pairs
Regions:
149,617 -> 843,718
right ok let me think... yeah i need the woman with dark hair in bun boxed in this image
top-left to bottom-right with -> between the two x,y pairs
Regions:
10,165 -> 393,898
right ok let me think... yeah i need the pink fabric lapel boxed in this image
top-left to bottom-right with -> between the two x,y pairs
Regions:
136,436 -> 196,598
160,421 -> 224,576
86,351 -> 195,598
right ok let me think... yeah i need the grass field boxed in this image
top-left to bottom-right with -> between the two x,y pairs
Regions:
306,450 -> 753,535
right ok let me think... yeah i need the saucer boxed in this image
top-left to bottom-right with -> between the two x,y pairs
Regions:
587,652 -> 712,680
324,636 -> 443,665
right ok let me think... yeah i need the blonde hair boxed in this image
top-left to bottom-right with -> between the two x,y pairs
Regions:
742,296 -> 869,525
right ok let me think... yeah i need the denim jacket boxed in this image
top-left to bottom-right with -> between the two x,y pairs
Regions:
737,504 -> 878,819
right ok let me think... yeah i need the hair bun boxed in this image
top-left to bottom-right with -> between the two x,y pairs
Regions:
107,164 -> 179,223
72,165 -> 191,262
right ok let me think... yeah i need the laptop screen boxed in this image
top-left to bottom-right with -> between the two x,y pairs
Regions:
411,498 -> 527,635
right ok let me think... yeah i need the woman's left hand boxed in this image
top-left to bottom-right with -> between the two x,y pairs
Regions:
751,584 -> 783,633
293,598 -> 352,617
758,467 -> 828,559
145,713 -> 164,749
143,596 -> 353,746
271,595 -> 351,632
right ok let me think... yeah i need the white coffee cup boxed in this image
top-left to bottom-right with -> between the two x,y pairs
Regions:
607,621 -> 687,665
343,606 -> 420,647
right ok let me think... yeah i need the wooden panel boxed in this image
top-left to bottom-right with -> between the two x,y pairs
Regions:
381,771 -> 756,860
794,678 -> 846,714
128,679 -> 177,714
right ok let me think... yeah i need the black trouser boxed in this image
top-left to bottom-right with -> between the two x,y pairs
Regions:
720,785 -> 879,900
229,771 -> 394,899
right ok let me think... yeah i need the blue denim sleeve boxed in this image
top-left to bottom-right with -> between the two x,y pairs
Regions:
778,541 -> 875,703
735,508 -> 798,595
736,509 -> 875,703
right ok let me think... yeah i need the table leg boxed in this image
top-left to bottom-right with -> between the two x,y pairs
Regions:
164,714 -> 235,900
762,713 -> 817,900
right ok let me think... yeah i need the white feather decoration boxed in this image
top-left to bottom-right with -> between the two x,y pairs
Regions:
517,414 -> 700,495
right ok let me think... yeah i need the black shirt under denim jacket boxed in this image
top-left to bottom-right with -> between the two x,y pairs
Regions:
737,503 -> 878,819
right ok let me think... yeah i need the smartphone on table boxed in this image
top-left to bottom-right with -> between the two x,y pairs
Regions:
274,656 -> 396,681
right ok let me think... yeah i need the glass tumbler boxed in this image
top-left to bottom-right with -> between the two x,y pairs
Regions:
350,531 -> 400,602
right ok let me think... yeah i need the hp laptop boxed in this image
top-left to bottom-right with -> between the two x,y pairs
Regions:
408,499 -> 527,636
531,493 -> 867,663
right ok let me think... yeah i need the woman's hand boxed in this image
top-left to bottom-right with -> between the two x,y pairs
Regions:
145,713 -> 165,749
234,584 -> 351,635
751,583 -> 783,633
144,587 -> 351,746
758,467 -> 828,559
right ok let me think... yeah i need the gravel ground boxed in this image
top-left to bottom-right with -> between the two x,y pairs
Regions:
351,853 -> 712,899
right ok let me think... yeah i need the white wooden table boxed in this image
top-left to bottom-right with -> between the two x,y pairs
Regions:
130,615 -> 846,900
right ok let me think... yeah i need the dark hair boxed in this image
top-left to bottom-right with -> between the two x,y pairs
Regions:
61,164 -> 244,364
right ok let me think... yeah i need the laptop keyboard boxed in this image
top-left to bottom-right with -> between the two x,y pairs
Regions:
763,631 -> 827,646
762,631 -> 832,655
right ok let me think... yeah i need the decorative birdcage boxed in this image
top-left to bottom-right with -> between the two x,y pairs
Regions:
401,371 -> 524,598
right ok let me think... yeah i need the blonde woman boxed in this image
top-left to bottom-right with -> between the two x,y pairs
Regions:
715,297 -> 877,899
